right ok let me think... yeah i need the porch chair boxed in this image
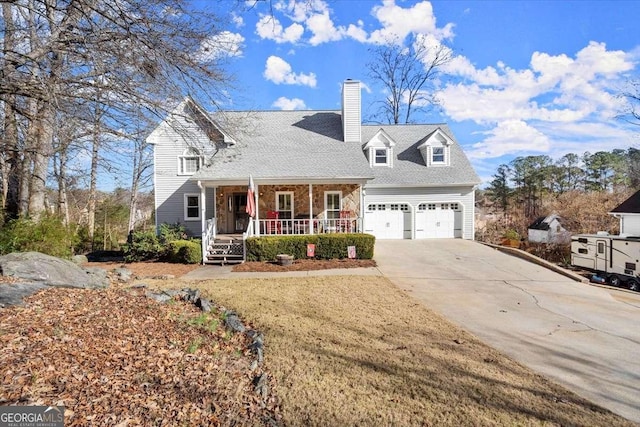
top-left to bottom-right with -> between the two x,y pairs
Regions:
266,210 -> 281,234
338,210 -> 353,232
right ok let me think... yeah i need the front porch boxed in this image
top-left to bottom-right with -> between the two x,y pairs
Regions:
199,182 -> 365,264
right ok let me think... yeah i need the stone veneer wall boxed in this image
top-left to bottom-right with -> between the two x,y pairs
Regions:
214,184 -> 361,230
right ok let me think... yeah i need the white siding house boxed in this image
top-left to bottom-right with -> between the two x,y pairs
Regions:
146,80 -> 481,262
610,190 -> 640,236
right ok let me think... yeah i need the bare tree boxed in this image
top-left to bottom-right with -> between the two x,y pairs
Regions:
1,0 -> 236,221
367,34 -> 452,124
620,80 -> 640,126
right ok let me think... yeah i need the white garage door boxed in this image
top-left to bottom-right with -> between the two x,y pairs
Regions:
415,203 -> 459,239
364,203 -> 410,239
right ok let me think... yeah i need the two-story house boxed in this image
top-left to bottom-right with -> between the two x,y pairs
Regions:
146,80 -> 481,263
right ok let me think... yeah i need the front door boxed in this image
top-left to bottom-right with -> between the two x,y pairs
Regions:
232,193 -> 248,233
595,239 -> 608,272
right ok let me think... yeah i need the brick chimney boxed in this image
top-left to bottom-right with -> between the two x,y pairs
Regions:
341,79 -> 361,143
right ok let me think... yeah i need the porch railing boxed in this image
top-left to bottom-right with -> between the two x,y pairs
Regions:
202,218 -> 216,264
256,217 -> 361,236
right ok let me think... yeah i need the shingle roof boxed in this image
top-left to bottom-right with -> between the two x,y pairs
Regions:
191,110 -> 480,186
610,190 -> 640,214
361,124 -> 480,186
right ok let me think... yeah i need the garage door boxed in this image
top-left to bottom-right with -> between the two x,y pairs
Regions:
415,203 -> 458,239
364,203 -> 410,239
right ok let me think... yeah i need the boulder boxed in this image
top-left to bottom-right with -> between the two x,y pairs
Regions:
0,282 -> 49,308
0,252 -> 109,289
71,254 -> 89,265
112,267 -> 133,282
224,311 -> 246,333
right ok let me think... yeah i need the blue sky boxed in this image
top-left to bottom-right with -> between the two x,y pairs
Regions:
197,0 -> 640,186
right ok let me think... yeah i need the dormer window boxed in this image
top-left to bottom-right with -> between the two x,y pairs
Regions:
374,148 -> 389,166
417,128 -> 453,167
179,147 -> 202,175
432,147 -> 445,164
364,129 -> 396,168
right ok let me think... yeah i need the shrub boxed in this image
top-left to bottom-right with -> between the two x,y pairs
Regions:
122,230 -> 162,262
159,223 -> 187,244
167,239 -> 202,264
245,233 -> 375,261
0,215 -> 78,258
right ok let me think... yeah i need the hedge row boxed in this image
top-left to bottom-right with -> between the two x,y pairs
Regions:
245,233 -> 375,261
166,239 -> 202,264
122,230 -> 202,264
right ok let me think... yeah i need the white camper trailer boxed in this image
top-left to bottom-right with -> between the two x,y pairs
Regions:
571,233 -> 640,291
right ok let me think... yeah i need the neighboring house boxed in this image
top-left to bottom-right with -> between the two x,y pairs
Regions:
146,80 -> 481,263
610,189 -> 640,236
527,214 -> 572,244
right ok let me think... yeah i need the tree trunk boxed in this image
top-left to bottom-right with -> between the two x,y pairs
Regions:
87,102 -> 102,248
55,147 -> 70,225
29,101 -> 55,220
2,98 -> 21,220
2,3 -> 21,220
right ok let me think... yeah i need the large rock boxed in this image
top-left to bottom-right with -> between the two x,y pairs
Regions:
0,252 -> 109,289
0,282 -> 50,308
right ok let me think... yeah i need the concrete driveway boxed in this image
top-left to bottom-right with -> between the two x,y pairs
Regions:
374,239 -> 640,423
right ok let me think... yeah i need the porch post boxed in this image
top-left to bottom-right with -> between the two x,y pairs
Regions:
212,187 -> 217,217
254,182 -> 260,236
360,184 -> 365,233
199,181 -> 206,234
308,183 -> 313,235
198,181 -> 206,264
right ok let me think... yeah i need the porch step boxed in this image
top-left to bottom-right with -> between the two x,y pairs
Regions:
205,240 -> 244,265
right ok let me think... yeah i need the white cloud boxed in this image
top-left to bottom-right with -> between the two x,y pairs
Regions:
467,120 -> 550,159
255,0 -> 454,47
272,97 -> 307,110
232,12 -> 244,28
369,0 -> 454,45
307,10 -> 343,45
263,56 -> 317,87
443,41 -> 637,162
443,42 -> 635,122
255,15 -> 304,44
198,31 -> 244,62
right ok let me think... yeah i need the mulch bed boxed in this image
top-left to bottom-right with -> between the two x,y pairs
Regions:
232,258 -> 377,272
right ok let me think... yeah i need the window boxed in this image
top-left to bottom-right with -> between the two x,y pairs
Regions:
184,193 -> 200,221
390,204 -> 409,211
325,192 -> 341,220
179,147 -> 202,175
597,242 -> 605,254
276,192 -> 293,219
432,147 -> 445,163
374,148 -> 388,166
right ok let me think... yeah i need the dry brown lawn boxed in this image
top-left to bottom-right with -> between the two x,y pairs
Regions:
143,275 -> 634,427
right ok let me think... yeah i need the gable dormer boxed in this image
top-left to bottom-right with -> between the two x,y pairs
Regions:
363,128 -> 396,167
417,128 -> 453,167
146,97 -> 236,148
